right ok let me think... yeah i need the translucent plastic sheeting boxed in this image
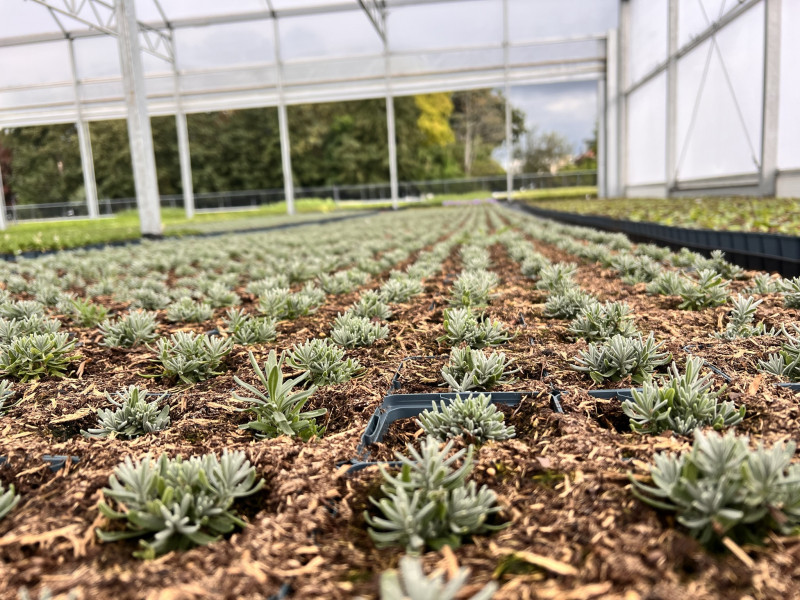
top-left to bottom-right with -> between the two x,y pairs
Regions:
627,0 -> 667,86
675,1 -> 763,180
387,0 -> 502,52
678,0 -> 740,47
144,0 -> 266,22
0,1 -> 62,37
0,40 -> 70,87
175,21 -> 275,71
271,0 -> 357,9
279,12 -> 381,61
508,0 -> 618,44
778,0 -> 800,169
626,72 -> 666,185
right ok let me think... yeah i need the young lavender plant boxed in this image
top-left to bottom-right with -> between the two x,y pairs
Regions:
418,393 -> 515,444
82,385 -> 171,439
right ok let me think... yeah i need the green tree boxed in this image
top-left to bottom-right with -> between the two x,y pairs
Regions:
518,127 -> 573,174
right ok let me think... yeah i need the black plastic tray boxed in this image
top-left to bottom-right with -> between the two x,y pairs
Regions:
551,387 -> 638,407
0,455 -> 79,472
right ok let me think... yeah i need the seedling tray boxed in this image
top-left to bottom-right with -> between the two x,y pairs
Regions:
551,387 -> 638,407
0,455 -> 79,472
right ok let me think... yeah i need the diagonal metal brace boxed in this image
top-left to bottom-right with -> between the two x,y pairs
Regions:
28,0 -> 174,62
357,0 -> 387,42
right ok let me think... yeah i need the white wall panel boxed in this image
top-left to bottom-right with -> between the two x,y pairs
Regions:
778,0 -> 800,169
675,1 -> 764,180
627,72 -> 666,185
628,0 -> 668,85
508,0 -> 617,43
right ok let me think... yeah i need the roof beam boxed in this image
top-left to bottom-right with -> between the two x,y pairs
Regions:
358,0 -> 387,42
26,0 -> 174,62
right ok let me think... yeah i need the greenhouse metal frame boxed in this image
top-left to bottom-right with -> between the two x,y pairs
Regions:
0,0 -> 796,235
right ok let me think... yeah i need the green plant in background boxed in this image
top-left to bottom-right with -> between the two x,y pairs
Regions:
258,287 -> 322,320
0,300 -> 45,320
758,325 -> 800,382
129,288 -> 171,310
224,308 -> 277,346
165,297 -> 214,323
82,385 -> 171,439
151,331 -> 232,384
62,297 -> 109,328
0,332 -> 79,381
379,555 -> 497,600
365,436 -> 503,552
646,271 -> 685,296
286,338 -> 363,386
782,277 -> 800,309
441,347 -> 516,393
572,332 -> 671,385
439,308 -> 511,348
716,295 -> 772,340
100,311 -> 159,348
98,450 -> 263,558
519,253 -> 550,279
233,350 -> 325,441
542,287 -> 596,319
450,270 -> 498,308
678,269 -> 729,310
318,269 -> 371,295
622,357 -> 743,435
330,313 -> 389,348
568,301 -> 638,342
348,290 -> 393,321
379,276 -> 424,303
745,273 -> 782,295
0,480 -> 20,521
695,250 -> 746,280
535,263 -> 578,293
418,393 -> 515,444
631,430 -> 800,546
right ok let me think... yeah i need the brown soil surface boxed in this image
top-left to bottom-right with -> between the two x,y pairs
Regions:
2,210 -> 800,600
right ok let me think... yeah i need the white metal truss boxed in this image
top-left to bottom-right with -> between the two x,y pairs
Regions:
358,0 -> 387,42
28,0 -> 174,62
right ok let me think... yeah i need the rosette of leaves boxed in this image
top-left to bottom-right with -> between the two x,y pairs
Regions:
165,297 -> 214,323
450,270 -> 498,308
542,288 -> 596,320
519,253 -> 550,279
98,450 -> 263,558
100,311 -> 158,348
694,250 -> 746,280
0,332 -> 80,381
568,301 -> 638,342
0,314 -> 61,344
782,277 -> 800,309
745,273 -> 782,295
0,300 -> 45,320
758,325 -> 800,382
82,385 -> 170,439
630,430 -> 800,545
0,380 -> 14,413
380,555 -> 497,600
203,282 -> 240,308
151,331 -> 232,384
348,290 -> 393,321
441,347 -> 516,393
678,269 -> 729,310
318,269 -> 371,295
715,295 -> 772,340
330,313 -> 389,348
32,282 -> 64,306
286,338 -> 363,386
0,480 -> 20,521
233,350 -> 325,440
130,288 -> 171,310
379,276 -> 424,303
258,287 -> 321,320
611,253 -> 662,285
418,393 -> 515,443
572,332 -> 671,385
646,271 -> 685,296
224,308 -> 277,346
246,275 -> 290,297
365,436 -> 504,552
622,357 -> 744,435
439,308 -> 511,349
59,297 -> 109,328
535,263 -> 578,293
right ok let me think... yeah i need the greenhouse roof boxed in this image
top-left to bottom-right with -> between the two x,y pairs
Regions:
0,0 -> 614,127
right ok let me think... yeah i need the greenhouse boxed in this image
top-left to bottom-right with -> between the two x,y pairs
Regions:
0,1 -> 800,599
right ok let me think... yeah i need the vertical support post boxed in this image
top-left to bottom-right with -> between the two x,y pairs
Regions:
385,48 -> 399,210
0,160 -> 7,230
605,28 -> 620,197
68,39 -> 99,219
116,0 -> 162,236
760,0 -> 781,196
171,42 -> 194,219
503,0 -> 513,200
271,16 -> 295,215
596,77 -> 606,197
665,0 -> 679,195
617,0 -> 630,197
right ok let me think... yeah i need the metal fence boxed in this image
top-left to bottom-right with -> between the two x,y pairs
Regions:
4,170 -> 596,223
